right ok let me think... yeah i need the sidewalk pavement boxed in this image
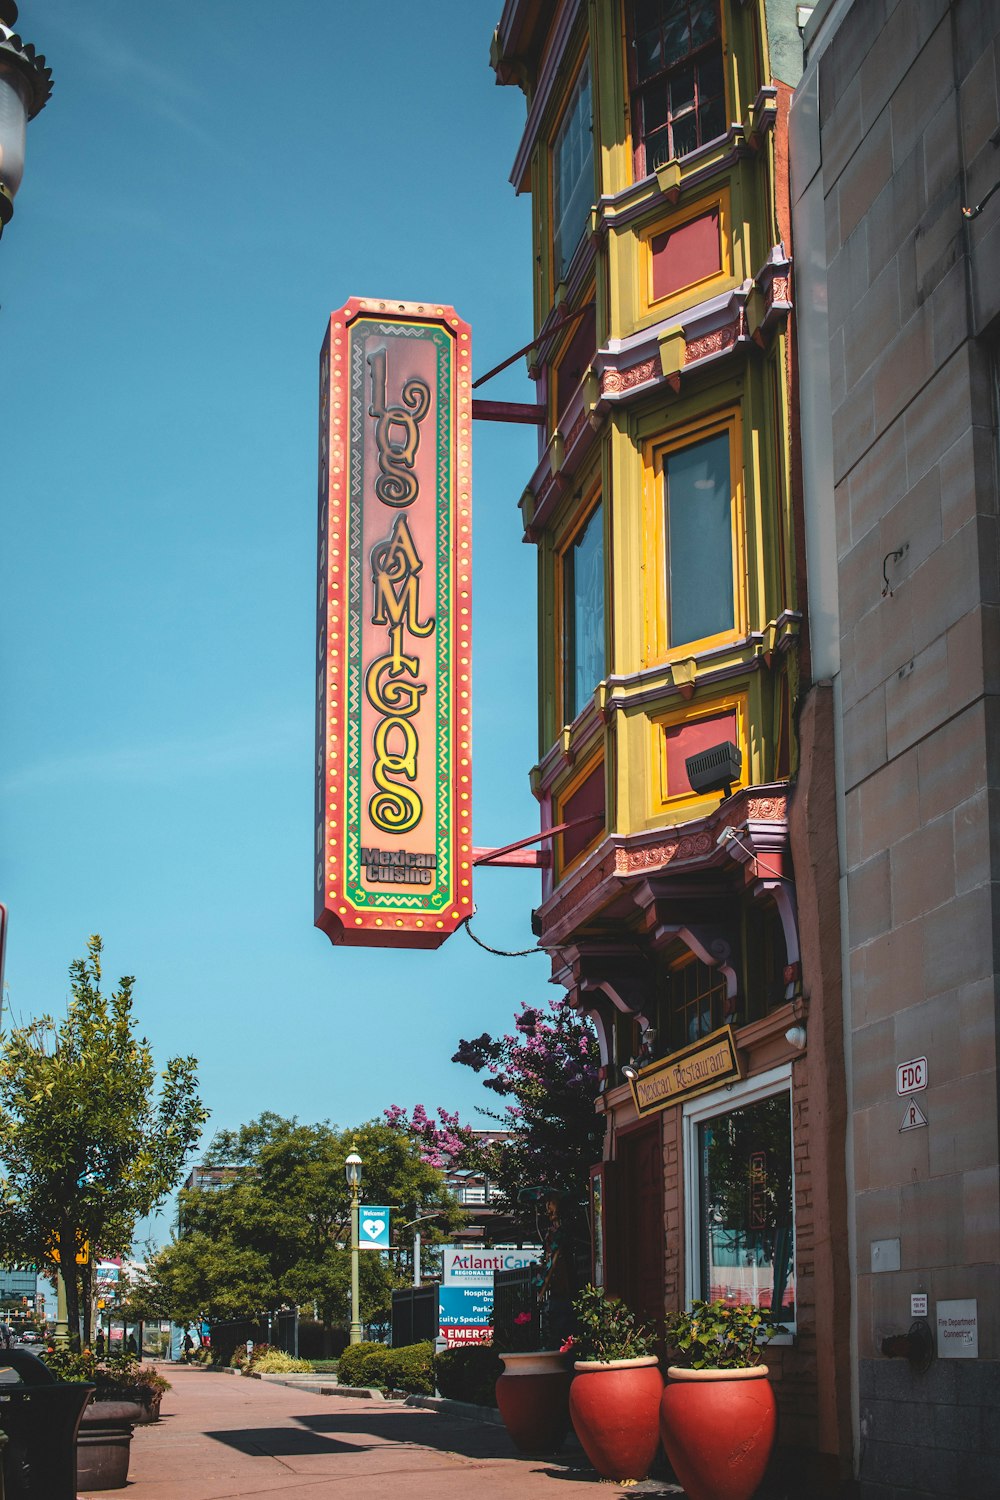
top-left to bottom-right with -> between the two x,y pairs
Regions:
84,1362 -> 685,1500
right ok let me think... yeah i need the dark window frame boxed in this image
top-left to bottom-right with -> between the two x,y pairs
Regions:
626,0 -> 727,178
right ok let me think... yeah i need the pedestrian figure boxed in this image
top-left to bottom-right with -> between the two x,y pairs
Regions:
95,1331 -> 105,1357
183,1330 -> 194,1363
126,1333 -> 137,1355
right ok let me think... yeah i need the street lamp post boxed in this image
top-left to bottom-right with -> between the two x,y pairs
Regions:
345,1147 -> 362,1345
0,2 -> 53,236
400,1212 -> 443,1288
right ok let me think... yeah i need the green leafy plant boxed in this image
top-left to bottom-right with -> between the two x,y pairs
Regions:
664,1300 -> 784,1370
40,1345 -> 95,1382
250,1349 -> 313,1374
568,1285 -> 658,1363
434,1343 -> 502,1407
336,1339 -> 435,1395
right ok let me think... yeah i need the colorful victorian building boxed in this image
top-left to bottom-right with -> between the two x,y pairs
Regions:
492,0 -> 850,1486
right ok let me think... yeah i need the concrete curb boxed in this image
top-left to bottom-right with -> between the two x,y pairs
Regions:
404,1394 -> 505,1426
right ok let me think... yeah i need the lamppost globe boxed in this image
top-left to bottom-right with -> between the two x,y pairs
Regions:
345,1150 -> 362,1188
0,1 -> 53,235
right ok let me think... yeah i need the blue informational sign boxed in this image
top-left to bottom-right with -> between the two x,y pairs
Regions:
438,1285 -> 493,1328
358,1205 -> 391,1249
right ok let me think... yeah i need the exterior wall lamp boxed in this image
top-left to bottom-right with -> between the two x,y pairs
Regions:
345,1148 -> 362,1345
0,2 -> 53,236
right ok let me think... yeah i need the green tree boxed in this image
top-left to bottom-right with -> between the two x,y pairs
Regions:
151,1114 -> 461,1354
0,936 -> 208,1347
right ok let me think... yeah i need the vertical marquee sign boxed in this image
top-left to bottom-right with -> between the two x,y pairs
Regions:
315,298 -> 472,949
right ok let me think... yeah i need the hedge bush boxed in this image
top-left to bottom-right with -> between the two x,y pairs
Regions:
434,1344 -> 502,1407
336,1340 -> 434,1395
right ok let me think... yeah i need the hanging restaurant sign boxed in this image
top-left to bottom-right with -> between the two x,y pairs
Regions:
315,298 -> 473,949
627,1026 -> 742,1116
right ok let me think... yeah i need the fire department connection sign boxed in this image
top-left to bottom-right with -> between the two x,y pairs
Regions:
315,299 -> 473,949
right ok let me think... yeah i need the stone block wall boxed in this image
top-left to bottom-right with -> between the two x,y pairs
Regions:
814,0 -> 1000,1493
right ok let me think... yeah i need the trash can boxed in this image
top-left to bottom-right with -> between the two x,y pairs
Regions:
0,1349 -> 94,1499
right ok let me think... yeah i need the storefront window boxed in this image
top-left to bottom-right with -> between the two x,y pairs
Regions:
697,1090 -> 794,1322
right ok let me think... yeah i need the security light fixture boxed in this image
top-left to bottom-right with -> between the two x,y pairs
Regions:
685,741 -> 742,798
0,2 -> 53,236
622,1063 -> 639,1082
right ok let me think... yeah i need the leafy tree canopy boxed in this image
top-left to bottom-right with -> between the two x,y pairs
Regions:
0,935 -> 208,1344
149,1114 -> 462,1346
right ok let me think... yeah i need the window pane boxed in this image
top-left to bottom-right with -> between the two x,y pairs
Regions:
565,502 -> 605,720
665,430 -> 734,646
690,1 -> 720,49
662,15 -> 690,69
699,1093 -> 795,1321
643,78 -> 669,134
553,59 -> 594,282
669,62 -> 695,114
637,26 -> 663,82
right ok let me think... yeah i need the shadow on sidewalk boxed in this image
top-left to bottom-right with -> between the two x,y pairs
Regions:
203,1409 -> 685,1494
206,1406 -> 515,1462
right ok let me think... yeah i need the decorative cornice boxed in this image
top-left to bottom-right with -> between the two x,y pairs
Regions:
600,356 -> 660,397
535,784 -> 791,945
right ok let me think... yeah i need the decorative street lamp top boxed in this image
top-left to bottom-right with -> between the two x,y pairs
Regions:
0,1 -> 53,230
345,1151 -> 362,1189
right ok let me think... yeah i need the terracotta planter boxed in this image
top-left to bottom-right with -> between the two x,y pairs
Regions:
77,1398 -> 142,1491
495,1350 -> 572,1453
660,1365 -> 777,1500
569,1355 -> 664,1481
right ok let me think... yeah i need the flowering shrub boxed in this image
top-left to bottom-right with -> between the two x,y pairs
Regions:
387,1000 -> 603,1216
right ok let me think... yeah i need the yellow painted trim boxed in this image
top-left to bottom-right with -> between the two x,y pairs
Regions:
554,746 -> 607,877
639,187 -> 734,319
641,407 -> 748,667
650,690 -> 750,815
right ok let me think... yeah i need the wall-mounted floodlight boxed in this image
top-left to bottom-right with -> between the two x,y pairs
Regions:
685,741 -> 742,798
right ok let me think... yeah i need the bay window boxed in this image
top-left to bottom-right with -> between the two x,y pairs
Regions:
552,56 -> 594,284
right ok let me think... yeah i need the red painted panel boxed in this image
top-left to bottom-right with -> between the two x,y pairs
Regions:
650,208 -> 721,303
561,761 -> 605,868
664,710 -> 738,799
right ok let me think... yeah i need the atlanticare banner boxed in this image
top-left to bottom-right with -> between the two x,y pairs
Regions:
441,1245 -> 542,1286
315,299 -> 473,949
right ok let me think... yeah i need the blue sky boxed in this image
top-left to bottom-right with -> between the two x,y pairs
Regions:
1,1 -> 550,1231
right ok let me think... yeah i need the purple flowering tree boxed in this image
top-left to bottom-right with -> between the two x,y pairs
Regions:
387,1000 -> 603,1221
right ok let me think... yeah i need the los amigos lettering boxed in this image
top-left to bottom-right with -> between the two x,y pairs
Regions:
315,300 -> 472,950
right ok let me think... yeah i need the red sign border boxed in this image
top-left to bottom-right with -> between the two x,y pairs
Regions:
315,297 -> 473,949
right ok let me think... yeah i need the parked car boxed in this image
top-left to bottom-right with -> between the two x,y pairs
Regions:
20,1332 -> 41,1344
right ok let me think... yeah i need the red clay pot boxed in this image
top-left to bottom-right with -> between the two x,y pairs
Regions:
660,1365 -> 777,1500
495,1351 -> 572,1453
569,1356 -> 664,1481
